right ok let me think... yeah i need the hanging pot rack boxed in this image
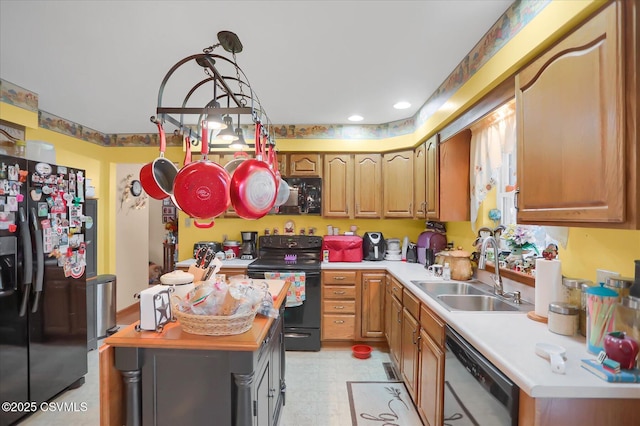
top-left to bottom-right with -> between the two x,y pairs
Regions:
151,31 -> 274,149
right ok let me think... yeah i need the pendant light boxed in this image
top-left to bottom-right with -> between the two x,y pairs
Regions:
217,116 -> 239,142
229,115 -> 249,150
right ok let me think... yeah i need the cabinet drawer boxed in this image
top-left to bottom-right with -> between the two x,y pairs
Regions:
323,285 -> 356,299
323,300 -> 356,314
323,270 -> 357,285
322,314 -> 356,340
403,289 -> 420,319
391,278 -> 403,301
420,304 -> 445,347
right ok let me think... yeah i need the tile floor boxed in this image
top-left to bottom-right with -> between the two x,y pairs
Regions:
19,342 -> 395,426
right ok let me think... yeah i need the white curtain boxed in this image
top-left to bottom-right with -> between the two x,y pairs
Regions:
469,107 -> 516,232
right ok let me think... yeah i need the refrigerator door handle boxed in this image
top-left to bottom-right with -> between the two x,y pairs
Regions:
18,207 -> 32,317
30,207 -> 44,313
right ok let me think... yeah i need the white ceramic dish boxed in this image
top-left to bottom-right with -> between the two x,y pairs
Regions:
535,342 -> 567,374
385,254 -> 402,261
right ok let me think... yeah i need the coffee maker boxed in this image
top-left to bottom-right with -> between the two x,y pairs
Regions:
240,231 -> 258,260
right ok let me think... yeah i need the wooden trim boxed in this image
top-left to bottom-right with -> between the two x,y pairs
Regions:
116,301 -> 140,325
485,262 -> 535,287
99,344 -> 124,426
438,75 -> 515,142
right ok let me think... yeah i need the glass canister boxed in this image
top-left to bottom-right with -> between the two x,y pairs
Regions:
548,302 -> 579,336
615,296 -> 640,350
563,278 -> 593,336
605,276 -> 634,299
585,283 -> 619,354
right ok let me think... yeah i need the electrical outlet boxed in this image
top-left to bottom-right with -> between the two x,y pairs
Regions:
184,217 -> 191,227
596,269 -> 619,286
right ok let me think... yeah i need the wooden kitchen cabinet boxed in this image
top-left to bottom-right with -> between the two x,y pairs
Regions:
383,150 -> 414,217
417,304 -> 445,426
288,153 -> 321,176
361,272 -> 385,339
384,274 -> 392,342
516,0 -> 639,228
388,277 -> 404,369
322,270 -> 357,341
323,153 -> 382,218
413,142 -> 427,219
426,130 -> 470,221
400,289 -> 420,403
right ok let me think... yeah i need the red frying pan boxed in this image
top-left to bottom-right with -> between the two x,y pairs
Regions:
140,121 -> 179,199
229,122 -> 277,219
172,123 -> 231,226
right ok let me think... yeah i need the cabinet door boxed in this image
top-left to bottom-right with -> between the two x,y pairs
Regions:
289,154 -> 321,177
401,308 -> 419,403
354,154 -> 382,218
425,136 -> 439,218
417,329 -> 444,426
255,359 -> 271,426
438,130 -> 470,221
361,273 -> 385,338
516,1 -> 625,224
323,154 -> 353,217
414,143 -> 427,219
383,150 -> 414,217
390,296 -> 403,368
384,275 -> 392,342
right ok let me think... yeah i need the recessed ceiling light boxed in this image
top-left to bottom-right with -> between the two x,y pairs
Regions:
393,101 -> 411,110
348,115 -> 363,122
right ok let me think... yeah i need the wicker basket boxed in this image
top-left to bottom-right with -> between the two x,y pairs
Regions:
174,307 -> 258,336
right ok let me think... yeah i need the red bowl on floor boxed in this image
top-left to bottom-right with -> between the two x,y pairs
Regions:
352,344 -> 372,359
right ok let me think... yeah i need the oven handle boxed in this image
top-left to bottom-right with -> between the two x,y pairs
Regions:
284,332 -> 313,339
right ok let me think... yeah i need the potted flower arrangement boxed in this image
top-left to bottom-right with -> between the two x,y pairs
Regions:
501,224 -> 539,257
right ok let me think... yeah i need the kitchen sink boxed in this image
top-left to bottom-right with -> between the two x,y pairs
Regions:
436,294 -> 521,312
410,279 -> 531,312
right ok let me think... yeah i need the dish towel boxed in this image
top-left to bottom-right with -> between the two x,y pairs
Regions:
264,272 -> 306,307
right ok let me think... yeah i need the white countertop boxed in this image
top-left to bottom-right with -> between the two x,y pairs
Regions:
174,257 -> 639,399
324,260 -> 640,399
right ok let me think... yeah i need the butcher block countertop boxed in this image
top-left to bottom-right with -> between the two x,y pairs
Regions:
104,280 -> 288,352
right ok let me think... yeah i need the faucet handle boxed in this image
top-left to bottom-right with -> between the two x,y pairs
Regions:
513,291 -> 521,304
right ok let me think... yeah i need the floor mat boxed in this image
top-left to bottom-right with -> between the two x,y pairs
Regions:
347,381 -> 423,426
443,381 -> 479,426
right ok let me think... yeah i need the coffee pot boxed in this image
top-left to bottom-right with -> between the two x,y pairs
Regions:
240,231 -> 258,260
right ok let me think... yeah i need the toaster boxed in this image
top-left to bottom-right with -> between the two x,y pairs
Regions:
138,285 -> 173,331
362,232 -> 386,261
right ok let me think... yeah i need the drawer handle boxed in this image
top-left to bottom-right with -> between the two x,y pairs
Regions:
333,276 -> 346,280
333,306 -> 345,309
333,291 -> 346,295
334,320 -> 345,324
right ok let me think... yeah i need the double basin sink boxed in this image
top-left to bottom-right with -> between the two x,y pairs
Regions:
411,280 -> 532,312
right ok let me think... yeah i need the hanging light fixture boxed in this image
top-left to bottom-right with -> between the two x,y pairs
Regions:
229,118 -> 249,150
217,115 -> 238,141
205,83 -> 226,130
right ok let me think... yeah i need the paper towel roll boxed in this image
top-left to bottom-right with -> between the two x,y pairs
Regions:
535,259 -> 563,317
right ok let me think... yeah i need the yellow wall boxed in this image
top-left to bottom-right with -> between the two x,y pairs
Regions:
2,0 -> 636,286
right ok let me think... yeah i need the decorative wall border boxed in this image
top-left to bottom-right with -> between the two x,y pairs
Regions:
1,0 -> 549,147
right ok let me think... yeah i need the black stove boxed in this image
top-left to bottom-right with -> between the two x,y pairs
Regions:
248,235 -> 322,351
247,235 -> 323,273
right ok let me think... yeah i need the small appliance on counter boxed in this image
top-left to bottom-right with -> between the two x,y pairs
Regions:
240,231 -> 258,260
193,241 -> 222,259
417,230 -> 447,265
363,232 -> 386,261
322,235 -> 363,262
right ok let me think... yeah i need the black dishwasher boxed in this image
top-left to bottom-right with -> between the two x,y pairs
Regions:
444,326 -> 519,426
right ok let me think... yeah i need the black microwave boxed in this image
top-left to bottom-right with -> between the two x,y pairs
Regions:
275,177 -> 321,215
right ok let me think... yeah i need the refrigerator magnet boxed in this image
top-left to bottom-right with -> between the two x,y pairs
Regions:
37,202 -> 48,217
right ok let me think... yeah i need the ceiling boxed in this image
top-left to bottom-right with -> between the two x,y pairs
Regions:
0,0 -> 513,135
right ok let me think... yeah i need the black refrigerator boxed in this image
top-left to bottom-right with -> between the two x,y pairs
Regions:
0,154 -> 88,425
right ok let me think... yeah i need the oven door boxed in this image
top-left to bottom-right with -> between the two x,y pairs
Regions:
444,326 -> 519,426
248,270 -> 321,351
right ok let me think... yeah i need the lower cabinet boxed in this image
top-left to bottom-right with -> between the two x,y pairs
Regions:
400,289 -> 420,402
255,313 -> 285,426
361,272 -> 385,338
417,304 -> 445,426
389,279 -> 403,368
322,270 -> 357,341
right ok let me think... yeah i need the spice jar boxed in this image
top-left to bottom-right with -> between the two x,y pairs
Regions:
562,277 -> 593,336
605,276 -> 634,299
548,302 -> 579,336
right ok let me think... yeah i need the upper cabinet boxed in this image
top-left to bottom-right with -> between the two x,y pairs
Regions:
516,1 -> 639,228
323,153 -> 382,218
426,131 -> 470,221
277,153 -> 321,177
383,150 -> 414,218
413,143 -> 427,219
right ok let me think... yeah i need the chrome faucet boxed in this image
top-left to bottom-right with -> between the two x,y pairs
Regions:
478,236 -> 504,296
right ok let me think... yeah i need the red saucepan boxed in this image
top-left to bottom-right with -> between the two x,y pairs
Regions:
229,122 -> 277,219
169,133 -> 193,211
224,151 -> 250,176
140,121 -> 179,200
172,124 -> 231,227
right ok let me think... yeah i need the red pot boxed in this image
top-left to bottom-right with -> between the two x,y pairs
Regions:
139,121 -> 178,200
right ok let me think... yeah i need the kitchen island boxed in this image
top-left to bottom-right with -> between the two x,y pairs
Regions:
100,280 -> 288,426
